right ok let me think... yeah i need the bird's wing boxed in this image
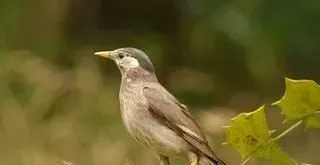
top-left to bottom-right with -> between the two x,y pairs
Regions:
142,83 -> 218,159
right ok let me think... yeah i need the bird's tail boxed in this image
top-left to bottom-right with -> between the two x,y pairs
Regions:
198,155 -> 227,165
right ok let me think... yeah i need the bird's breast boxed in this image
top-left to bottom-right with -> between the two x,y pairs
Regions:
119,82 -> 148,136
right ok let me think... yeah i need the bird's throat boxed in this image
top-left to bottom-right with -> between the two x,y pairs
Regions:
121,67 -> 157,82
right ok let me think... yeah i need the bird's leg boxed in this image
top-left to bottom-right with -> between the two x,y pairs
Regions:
188,153 -> 198,165
159,155 -> 169,165
188,152 -> 198,165
189,159 -> 197,165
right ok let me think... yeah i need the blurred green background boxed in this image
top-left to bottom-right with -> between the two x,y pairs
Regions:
0,0 -> 319,164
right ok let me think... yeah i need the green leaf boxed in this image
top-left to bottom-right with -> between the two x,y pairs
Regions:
224,106 -> 296,165
273,78 -> 320,128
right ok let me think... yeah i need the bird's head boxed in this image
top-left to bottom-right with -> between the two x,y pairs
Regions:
95,47 -> 155,75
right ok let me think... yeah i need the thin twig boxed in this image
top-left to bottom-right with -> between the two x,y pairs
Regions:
272,120 -> 303,141
240,156 -> 253,165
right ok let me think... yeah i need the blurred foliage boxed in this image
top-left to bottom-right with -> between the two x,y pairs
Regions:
0,0 -> 320,164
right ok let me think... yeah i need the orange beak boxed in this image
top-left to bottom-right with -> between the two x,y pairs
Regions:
94,51 -> 110,58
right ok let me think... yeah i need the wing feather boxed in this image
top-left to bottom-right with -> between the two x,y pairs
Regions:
143,84 -> 219,159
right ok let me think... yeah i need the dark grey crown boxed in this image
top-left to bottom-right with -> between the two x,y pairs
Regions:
118,47 -> 154,72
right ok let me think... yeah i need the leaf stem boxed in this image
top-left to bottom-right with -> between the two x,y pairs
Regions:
240,156 -> 253,165
272,120 -> 303,141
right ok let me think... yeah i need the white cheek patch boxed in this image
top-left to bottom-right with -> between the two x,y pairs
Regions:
121,57 -> 140,70
127,57 -> 139,68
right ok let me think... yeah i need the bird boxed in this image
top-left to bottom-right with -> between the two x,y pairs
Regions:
94,47 -> 226,165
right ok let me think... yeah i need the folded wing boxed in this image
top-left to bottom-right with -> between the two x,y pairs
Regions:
142,83 -> 220,160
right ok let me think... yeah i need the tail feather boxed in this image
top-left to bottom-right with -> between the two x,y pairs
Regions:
199,155 -> 227,165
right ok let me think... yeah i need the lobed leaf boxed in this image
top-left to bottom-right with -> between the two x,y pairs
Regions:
224,106 -> 296,165
273,78 -> 320,128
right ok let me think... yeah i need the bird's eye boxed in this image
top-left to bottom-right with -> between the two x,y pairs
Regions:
119,53 -> 125,59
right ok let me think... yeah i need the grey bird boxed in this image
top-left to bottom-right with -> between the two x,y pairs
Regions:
95,48 -> 226,165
